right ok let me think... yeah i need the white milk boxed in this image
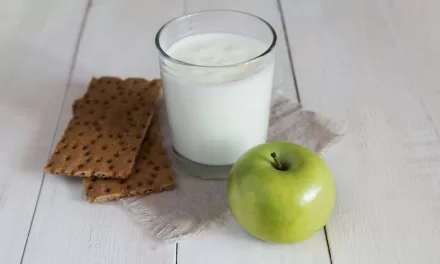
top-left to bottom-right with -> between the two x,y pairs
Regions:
160,33 -> 274,166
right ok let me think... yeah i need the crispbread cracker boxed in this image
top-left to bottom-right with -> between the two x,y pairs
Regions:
83,119 -> 175,203
44,77 -> 161,179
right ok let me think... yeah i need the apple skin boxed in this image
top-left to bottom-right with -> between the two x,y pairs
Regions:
227,141 -> 336,244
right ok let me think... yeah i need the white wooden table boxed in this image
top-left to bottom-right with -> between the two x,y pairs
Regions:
1,0 -> 439,263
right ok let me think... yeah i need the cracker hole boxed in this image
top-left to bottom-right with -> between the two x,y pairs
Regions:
119,179 -> 126,184
154,166 -> 160,171
117,86 -> 122,90
109,165 -> 114,170
131,147 -> 137,152
111,96 -> 116,100
142,156 -> 147,161
54,150 -> 60,155
85,157 -> 92,163
136,135 -> 142,139
131,123 -> 137,128
97,133 -> 103,139
102,145 -> 108,150
96,157 -> 103,163
133,106 -> 139,111
62,144 -> 68,149
127,117 -> 133,122
114,153 -> 120,158
100,89 -> 105,93
133,80 -> 138,84
45,162 -> 53,168
75,121 -> 81,125
82,146 -> 88,150
93,99 -> 99,104
135,168 -> 140,174
100,115 -> 106,120
121,147 -> 128,152
78,132 -> 84,136
90,139 -> 96,145
137,182 -> 143,187
87,185 -> 93,190
147,160 -> 154,165
106,80 -> 111,84
137,92 -> 142,97
86,99 -> 91,104
128,91 -> 133,96
93,121 -> 99,126
77,164 -> 84,169
89,109 -> 95,115
80,172 -> 86,176
84,151 -> 91,156
148,179 -> 154,185
104,188 -> 111,193
108,134 -> 114,139
91,176 -> 97,182
104,100 -> 109,105
65,156 -> 70,161
151,173 -> 157,178
72,144 -> 78,150
117,133 -> 123,139
127,159 -> 133,164
127,184 -> 132,189
84,121 -> 90,126
118,140 -> 125,145
106,158 -> 112,164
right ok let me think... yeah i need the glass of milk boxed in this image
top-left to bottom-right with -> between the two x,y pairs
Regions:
155,10 -> 276,179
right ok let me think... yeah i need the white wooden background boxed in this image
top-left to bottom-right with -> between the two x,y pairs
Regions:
1,0 -> 439,263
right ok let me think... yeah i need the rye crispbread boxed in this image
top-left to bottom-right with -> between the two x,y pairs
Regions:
44,77 -> 161,179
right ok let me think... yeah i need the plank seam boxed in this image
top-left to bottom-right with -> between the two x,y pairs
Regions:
276,0 -> 302,104
19,1 -> 92,263
175,243 -> 179,264
324,226 -> 334,264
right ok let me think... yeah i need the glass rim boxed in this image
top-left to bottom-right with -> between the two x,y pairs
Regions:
154,9 -> 277,68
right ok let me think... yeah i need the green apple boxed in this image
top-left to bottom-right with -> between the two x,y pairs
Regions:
227,141 -> 335,244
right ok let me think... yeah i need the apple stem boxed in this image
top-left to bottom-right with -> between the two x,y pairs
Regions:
270,152 -> 284,170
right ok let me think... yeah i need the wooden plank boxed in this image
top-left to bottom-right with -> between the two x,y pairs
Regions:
178,1 -> 331,264
376,0 -> 440,138
21,1 -> 181,263
281,0 -> 440,263
0,0 -> 88,263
